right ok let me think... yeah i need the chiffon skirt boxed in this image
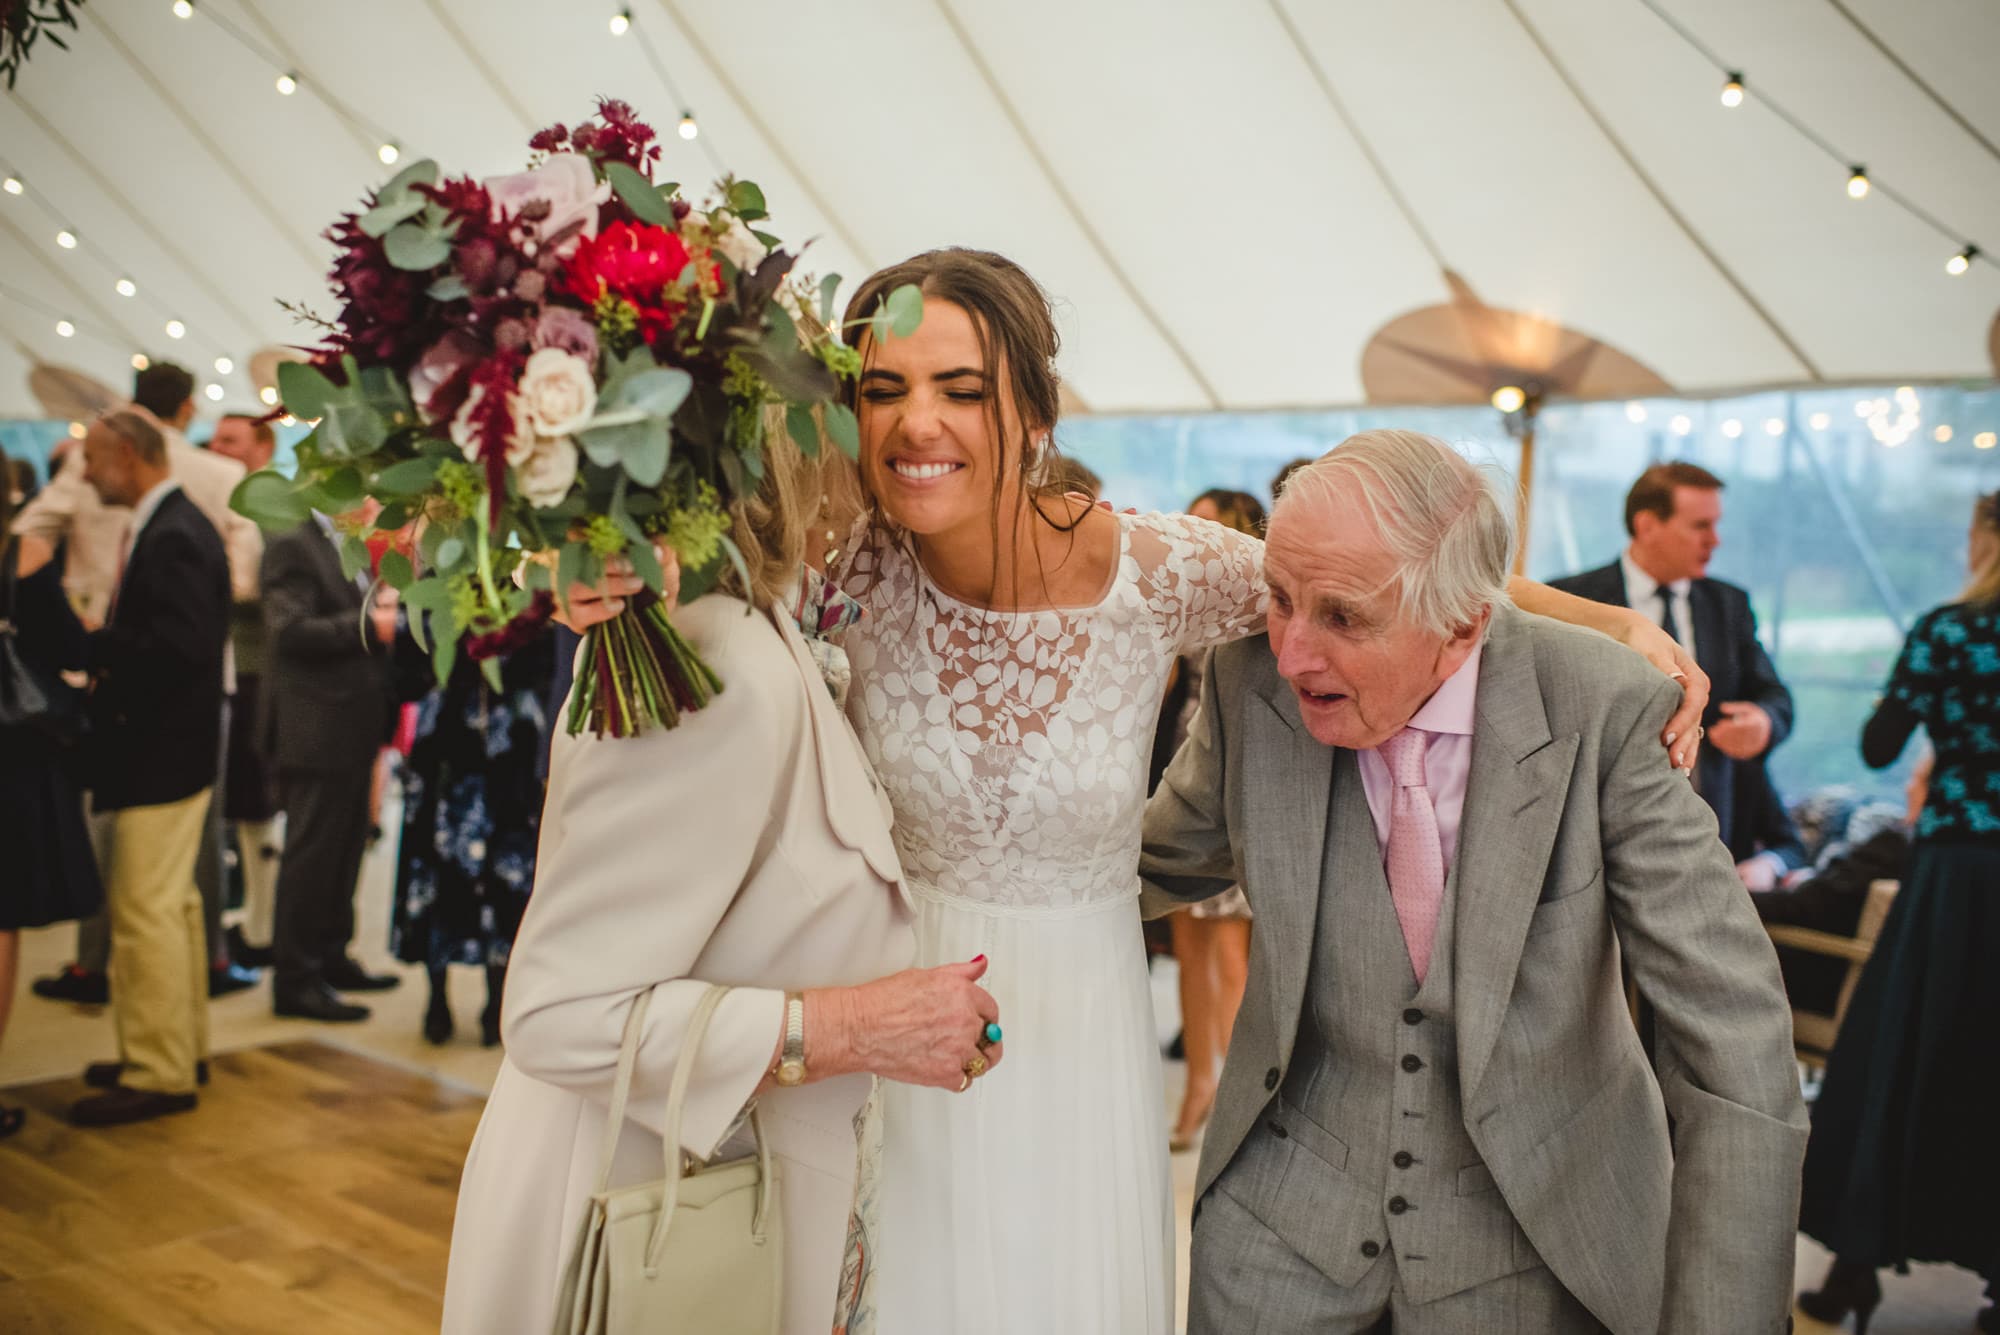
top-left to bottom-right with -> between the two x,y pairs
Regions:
871,888 -> 1174,1334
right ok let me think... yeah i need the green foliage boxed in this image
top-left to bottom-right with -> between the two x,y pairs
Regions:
786,403 -> 821,458
605,162 -> 678,227
230,469 -> 314,532
823,403 -> 861,460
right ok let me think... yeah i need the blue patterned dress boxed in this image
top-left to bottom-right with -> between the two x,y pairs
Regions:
1800,599 -> 2000,1291
389,631 -> 556,970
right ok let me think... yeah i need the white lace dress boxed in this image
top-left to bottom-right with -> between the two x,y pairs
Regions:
836,510 -> 1265,1334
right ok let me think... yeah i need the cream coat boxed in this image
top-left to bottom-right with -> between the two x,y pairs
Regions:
443,594 -> 914,1335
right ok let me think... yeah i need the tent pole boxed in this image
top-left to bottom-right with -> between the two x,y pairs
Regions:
1511,400 -> 1540,576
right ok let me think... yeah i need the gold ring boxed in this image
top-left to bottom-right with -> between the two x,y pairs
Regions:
964,1055 -> 989,1079
956,1071 -> 971,1093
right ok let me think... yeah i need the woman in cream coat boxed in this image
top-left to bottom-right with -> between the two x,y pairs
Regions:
443,441 -> 1004,1335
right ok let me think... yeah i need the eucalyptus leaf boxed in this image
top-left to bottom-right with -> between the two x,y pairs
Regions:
627,534 -> 663,592
402,575 -> 452,653
229,469 -> 313,532
478,656 -> 504,693
785,403 -> 820,457
384,221 -> 452,271
435,536 -> 467,570
554,540 -> 589,616
818,273 -> 841,326
823,403 -> 860,460
718,533 -> 754,602
884,283 -> 925,338
376,501 -> 412,531
275,361 -> 337,421
378,157 -> 441,200
432,619 -> 460,686
321,467 -> 365,508
578,419 -> 643,469
358,193 -> 427,239
375,456 -> 443,495
607,367 -> 693,419
750,230 -> 780,250
339,533 -> 372,581
623,426 -> 670,488
378,550 -> 415,591
426,274 -> 470,302
605,162 -> 678,227
737,343 -> 836,404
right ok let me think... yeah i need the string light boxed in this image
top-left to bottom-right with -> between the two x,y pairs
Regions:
2,174 -> 21,195
1624,402 -> 1647,424
1670,414 -> 1692,436
610,8 -> 631,35
55,319 -> 75,338
1846,166 -> 1870,200
115,277 -> 137,297
1809,412 -> 1831,430
165,319 -> 186,339
1721,419 -> 1743,438
204,383 -> 225,401
1935,425 -> 1954,443
1948,245 -> 1978,276
678,112 -> 699,141
1977,432 -> 1997,451
378,142 -> 401,165
55,228 -> 77,249
131,354 -> 150,370
275,72 -> 299,96
214,356 -> 234,374
259,385 -> 279,406
172,0 -> 193,16
1720,73 -> 1744,108
1490,385 -> 1526,413
1764,417 -> 1785,436
67,421 -> 86,439
1865,386 -> 1922,447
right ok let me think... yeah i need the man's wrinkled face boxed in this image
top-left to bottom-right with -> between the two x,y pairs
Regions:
1263,483 -> 1484,750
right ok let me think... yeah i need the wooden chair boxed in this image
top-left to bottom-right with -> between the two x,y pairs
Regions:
1764,878 -> 1900,1073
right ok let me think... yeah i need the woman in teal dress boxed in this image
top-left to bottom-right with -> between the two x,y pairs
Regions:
1797,490 -> 2000,1333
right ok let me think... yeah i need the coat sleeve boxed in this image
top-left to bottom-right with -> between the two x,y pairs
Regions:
260,531 -> 375,662
501,611 -> 793,1161
1599,675 -> 1809,1333
1735,594 -> 1794,749
84,527 -> 222,692
1138,645 -> 1241,919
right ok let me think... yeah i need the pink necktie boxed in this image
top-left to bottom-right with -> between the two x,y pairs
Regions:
1379,727 -> 1445,984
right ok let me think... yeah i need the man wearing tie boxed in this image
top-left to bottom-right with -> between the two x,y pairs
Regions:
1549,462 -> 1795,862
69,411 -> 230,1126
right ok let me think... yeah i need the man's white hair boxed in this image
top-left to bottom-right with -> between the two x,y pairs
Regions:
1277,429 -> 1517,638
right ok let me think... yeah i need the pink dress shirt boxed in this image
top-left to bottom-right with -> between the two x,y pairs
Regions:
1355,645 -> 1482,873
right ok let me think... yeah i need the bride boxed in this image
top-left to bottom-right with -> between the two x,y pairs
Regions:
565,247 -> 1707,1332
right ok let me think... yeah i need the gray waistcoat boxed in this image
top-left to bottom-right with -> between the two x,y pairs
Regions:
1213,751 -> 1542,1302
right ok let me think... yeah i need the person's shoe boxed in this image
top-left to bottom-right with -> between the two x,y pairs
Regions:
423,992 -> 454,1046
322,958 -> 401,993
84,1059 -> 209,1089
32,964 -> 109,1005
273,979 -> 371,1023
225,925 -> 274,969
208,962 -> 261,998
69,1086 -> 198,1127
1797,1258 -> 1882,1335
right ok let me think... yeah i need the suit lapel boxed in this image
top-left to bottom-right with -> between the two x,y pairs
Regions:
1245,678 -> 1333,1072
1451,610 -> 1580,1099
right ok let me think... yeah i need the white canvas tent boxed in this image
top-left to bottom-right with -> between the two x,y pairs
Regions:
3,0 -> 1998,421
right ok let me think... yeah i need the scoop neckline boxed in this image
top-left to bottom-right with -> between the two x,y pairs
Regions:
914,510 -> 1131,617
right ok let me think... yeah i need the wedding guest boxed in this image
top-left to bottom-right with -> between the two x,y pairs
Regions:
261,506 -> 400,1022
390,619 -> 556,1047
1164,488 -> 1264,1153
1730,758 -> 1809,891
1043,453 -> 1101,501
1270,455 -> 1313,509
1797,490 -> 2000,1334
0,446 -> 102,1140
6,456 -> 37,507
68,411 -> 229,1127
443,421 -> 1003,1335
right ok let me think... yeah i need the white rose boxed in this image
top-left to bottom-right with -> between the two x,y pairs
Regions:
518,347 -> 598,438
484,152 -> 610,253
450,383 -> 532,466
515,433 -> 580,509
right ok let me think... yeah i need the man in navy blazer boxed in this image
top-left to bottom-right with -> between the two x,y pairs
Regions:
70,410 -> 230,1127
1549,461 -> 1794,859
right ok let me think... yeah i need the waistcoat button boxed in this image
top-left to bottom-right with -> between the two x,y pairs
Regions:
1388,1196 -> 1409,1215
1401,1054 -> 1424,1073
1403,1008 -> 1424,1025
1264,1067 -> 1280,1090
1393,1151 -> 1414,1169
1361,1240 -> 1381,1258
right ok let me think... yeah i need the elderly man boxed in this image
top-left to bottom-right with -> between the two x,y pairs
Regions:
1143,431 -> 1805,1333
69,411 -> 231,1126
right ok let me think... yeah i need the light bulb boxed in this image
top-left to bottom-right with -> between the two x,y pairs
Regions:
1490,385 -> 1525,413
55,319 -> 75,338
1764,417 -> 1785,436
1847,166 -> 1870,199
1854,400 -> 1873,418
1720,73 -> 1744,108
1809,412 -> 1831,430
56,228 -> 77,249
1977,432 -> 1998,451
259,385 -> 279,406
1670,414 -> 1692,436
214,356 -> 234,374
131,353 -> 150,370
165,319 -> 186,339
1948,245 -> 1977,276
2,175 -> 21,195
67,421 -> 86,440
115,276 -> 136,296
678,112 -> 699,141
204,382 -> 225,401
610,9 -> 630,35
1624,402 -> 1647,424
378,142 -> 400,165
1722,419 -> 1743,438
1936,425 -> 1955,443
275,72 -> 298,96
172,0 -> 193,16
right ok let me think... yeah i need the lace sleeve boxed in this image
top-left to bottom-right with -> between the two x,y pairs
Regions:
1128,511 -> 1267,655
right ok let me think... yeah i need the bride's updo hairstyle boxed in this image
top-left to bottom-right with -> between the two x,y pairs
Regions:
842,249 -> 1085,542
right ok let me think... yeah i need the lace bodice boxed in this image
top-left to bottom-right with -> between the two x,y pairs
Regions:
836,511 -> 1266,911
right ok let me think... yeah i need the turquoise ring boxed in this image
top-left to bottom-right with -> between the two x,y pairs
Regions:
983,1023 -> 1003,1045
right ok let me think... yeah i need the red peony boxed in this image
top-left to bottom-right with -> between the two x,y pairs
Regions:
562,221 -> 695,343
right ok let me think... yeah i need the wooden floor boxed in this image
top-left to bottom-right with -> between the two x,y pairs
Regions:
0,1041 -> 483,1334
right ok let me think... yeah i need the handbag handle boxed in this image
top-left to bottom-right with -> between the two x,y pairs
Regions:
594,984 -> 778,1274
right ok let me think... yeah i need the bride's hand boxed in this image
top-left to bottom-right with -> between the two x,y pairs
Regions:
812,957 -> 1004,1092
550,541 -> 680,633
1613,613 -> 1709,773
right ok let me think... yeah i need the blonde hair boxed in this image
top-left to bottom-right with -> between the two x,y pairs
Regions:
1964,492 -> 2000,610
722,404 -> 832,611
1277,429 -> 1515,638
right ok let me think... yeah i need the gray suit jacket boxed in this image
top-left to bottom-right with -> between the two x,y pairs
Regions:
259,519 -> 393,773
1141,607 -> 1807,1335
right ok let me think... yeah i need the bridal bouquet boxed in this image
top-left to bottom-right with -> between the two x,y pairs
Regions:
233,99 -> 918,737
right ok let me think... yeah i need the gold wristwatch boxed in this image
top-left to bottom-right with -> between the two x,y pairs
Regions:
774,992 -> 807,1087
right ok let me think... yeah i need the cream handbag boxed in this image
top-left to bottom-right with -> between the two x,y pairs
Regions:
552,984 -> 784,1335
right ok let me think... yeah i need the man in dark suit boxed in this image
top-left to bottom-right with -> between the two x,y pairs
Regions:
70,410 -> 230,1126
1549,461 -> 1795,854
1730,757 -> 1809,889
261,509 -> 400,1021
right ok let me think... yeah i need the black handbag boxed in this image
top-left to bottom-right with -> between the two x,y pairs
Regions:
0,539 -> 86,745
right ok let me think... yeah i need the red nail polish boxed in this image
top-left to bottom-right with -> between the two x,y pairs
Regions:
972,954 -> 987,964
